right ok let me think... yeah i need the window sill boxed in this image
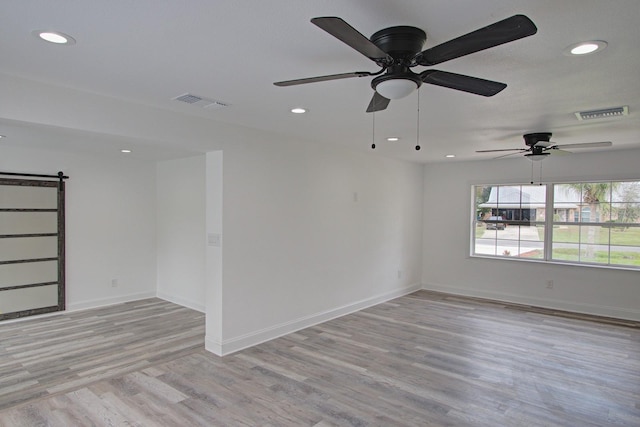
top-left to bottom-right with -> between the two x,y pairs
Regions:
470,253 -> 640,272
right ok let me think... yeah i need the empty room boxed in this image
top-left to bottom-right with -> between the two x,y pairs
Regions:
0,1 -> 639,426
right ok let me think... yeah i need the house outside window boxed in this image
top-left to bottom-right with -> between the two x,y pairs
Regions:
472,181 -> 640,269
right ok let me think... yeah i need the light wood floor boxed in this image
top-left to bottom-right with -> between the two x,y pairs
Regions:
1,291 -> 639,426
0,298 -> 204,410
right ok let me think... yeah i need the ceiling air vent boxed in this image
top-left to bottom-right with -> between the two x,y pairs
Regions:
575,106 -> 628,121
172,93 -> 230,109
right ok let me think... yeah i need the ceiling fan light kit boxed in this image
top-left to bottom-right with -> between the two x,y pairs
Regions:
524,153 -> 550,161
373,76 -> 419,99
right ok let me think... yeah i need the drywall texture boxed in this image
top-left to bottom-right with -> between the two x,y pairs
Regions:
422,148 -> 640,321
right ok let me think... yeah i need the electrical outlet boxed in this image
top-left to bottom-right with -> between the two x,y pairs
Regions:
111,279 -> 119,288
546,280 -> 554,289
397,270 -> 402,279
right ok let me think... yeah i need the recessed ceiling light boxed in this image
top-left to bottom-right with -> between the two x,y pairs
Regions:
0,135 -> 5,139
445,154 -> 456,158
565,40 -> 607,56
33,30 -> 76,45
291,107 -> 306,114
386,137 -> 399,142
120,149 -> 132,153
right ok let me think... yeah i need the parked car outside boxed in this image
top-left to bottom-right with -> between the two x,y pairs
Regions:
485,216 -> 506,230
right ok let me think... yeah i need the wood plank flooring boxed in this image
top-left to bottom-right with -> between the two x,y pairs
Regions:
1,291 -> 639,426
0,298 -> 204,410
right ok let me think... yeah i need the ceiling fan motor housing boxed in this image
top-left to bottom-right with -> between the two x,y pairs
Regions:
370,26 -> 427,97
523,132 -> 552,147
370,26 -> 427,60
524,132 -> 552,155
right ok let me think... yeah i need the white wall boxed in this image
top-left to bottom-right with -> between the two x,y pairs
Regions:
0,145 -> 158,311
422,148 -> 640,321
152,139 -> 425,356
205,151 -> 223,353
156,155 -> 206,312
208,139 -> 424,355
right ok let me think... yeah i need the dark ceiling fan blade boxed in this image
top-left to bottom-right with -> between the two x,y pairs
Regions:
366,92 -> 390,112
274,71 -> 370,87
311,17 -> 392,62
553,141 -> 613,149
416,14 -> 537,66
420,70 -> 506,96
476,148 -> 527,153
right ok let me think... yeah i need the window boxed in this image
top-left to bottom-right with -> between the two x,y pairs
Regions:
472,181 -> 640,269
473,184 -> 546,259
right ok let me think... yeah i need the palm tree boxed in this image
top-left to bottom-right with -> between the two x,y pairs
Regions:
560,183 -> 616,259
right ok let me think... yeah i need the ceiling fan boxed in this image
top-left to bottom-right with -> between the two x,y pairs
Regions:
476,132 -> 613,161
274,15 -> 537,112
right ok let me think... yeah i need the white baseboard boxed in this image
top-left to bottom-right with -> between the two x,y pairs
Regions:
156,291 -> 205,313
66,291 -> 156,312
422,282 -> 640,321
204,336 -> 223,357
208,283 -> 422,357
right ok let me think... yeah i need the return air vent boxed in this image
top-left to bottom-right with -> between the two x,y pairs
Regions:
575,106 -> 628,121
172,93 -> 230,109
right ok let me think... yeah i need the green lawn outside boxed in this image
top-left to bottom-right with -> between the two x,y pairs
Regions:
497,247 -> 640,266
552,248 -> 640,266
537,225 -> 640,246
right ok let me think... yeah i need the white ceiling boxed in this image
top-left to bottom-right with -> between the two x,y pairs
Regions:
1,0 -> 639,163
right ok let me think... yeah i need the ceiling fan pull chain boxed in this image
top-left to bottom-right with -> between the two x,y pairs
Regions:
530,161 -> 534,185
371,111 -> 376,149
415,90 -> 421,151
539,161 -> 544,185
